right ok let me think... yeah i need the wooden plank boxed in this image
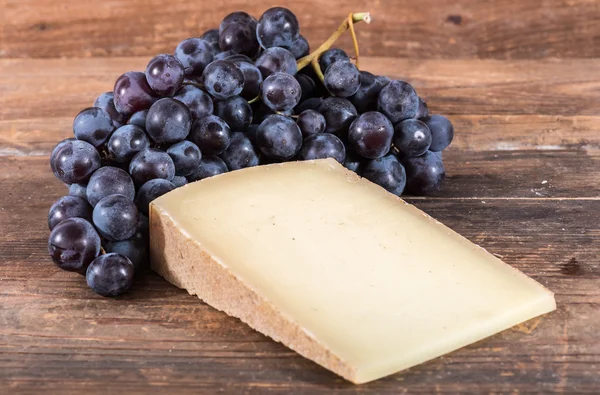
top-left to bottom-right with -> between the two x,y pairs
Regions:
2,0 -> 599,60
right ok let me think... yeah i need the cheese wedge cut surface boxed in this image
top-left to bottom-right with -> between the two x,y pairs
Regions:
149,158 -> 556,384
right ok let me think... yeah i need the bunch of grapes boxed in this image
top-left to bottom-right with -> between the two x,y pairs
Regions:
48,8 -> 454,297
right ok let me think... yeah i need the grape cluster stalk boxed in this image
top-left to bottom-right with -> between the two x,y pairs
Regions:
48,8 -> 455,296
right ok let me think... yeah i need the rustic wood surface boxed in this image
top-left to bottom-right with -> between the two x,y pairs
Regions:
1,0 -> 600,393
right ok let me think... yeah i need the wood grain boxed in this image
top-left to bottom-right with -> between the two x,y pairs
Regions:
2,0 -> 600,60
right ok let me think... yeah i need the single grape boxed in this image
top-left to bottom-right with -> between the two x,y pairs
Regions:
362,154 -> 407,196
343,147 -> 364,173
200,29 -> 221,55
261,72 -> 302,112
202,60 -> 244,100
349,71 -> 389,113
107,125 -> 150,163
219,11 -> 257,33
402,151 -> 446,195
51,139 -> 101,184
378,80 -> 419,123
172,175 -> 188,187
48,217 -> 100,273
296,97 -> 323,113
105,238 -> 147,271
146,98 -> 192,143
422,115 -> 454,151
86,166 -> 135,207
416,98 -> 429,119
219,23 -> 259,57
254,47 -> 297,78
232,60 -> 263,101
295,74 -> 316,102
73,107 -> 115,147
167,140 -> 202,176
189,114 -> 231,156
286,35 -> 309,59
113,71 -> 158,117
128,110 -> 148,129
256,7 -> 300,49
324,61 -> 361,98
174,38 -> 214,79
173,85 -> 214,120
145,54 -> 185,96
93,194 -> 139,241
219,132 -> 259,170
348,112 -> 394,159
318,97 -> 358,135
187,156 -> 228,181
215,96 -> 253,131
299,133 -> 346,163
68,183 -> 88,200
393,119 -> 432,157
135,179 -> 176,215
256,114 -> 302,160
50,138 -> 75,174
128,148 -> 175,186
297,109 -> 326,137
86,253 -> 135,297
319,48 -> 350,72
48,195 -> 92,230
94,92 -> 127,127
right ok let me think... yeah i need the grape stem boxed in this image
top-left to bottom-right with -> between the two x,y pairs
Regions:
311,58 -> 325,83
296,12 -> 371,71
347,13 -> 361,69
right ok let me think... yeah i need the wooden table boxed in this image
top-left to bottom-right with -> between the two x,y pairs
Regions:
1,1 -> 599,393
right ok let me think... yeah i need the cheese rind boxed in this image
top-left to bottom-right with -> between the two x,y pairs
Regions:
150,159 -> 556,384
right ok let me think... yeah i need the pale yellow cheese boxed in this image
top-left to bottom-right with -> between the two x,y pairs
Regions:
150,158 -> 556,384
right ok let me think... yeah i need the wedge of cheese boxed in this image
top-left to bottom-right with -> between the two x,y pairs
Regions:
149,158 -> 555,384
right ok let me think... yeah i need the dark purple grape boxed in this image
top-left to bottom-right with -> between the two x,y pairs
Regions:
256,114 -> 302,160
219,132 -> 259,170
146,98 -> 192,143
93,194 -> 139,241
128,148 -> 175,186
261,72 -> 302,112
295,74 -> 316,102
51,139 -> 101,184
348,112 -> 394,159
113,71 -> 158,117
127,110 -> 148,129
299,133 -> 346,163
86,166 -> 135,207
349,71 -> 388,113
173,85 -> 214,120
48,196 -> 92,230
256,7 -> 300,49
219,23 -> 259,57
343,147 -> 364,173
94,92 -> 127,126
213,50 -> 237,61
324,61 -> 361,98
402,151 -> 445,195
318,97 -> 357,135
254,47 -> 297,78
378,80 -> 419,123
296,97 -> 323,113
174,38 -> 214,79
200,29 -> 220,55
416,98 -> 429,119
107,125 -> 150,164
172,175 -> 188,187
73,107 -> 115,147
393,119 -> 432,157
286,35 -> 309,59
50,138 -> 75,174
189,114 -> 231,156
105,239 -> 147,271
145,54 -> 185,96
135,179 -> 176,215
215,96 -> 253,131
188,156 -> 228,181
167,140 -> 202,176
244,124 -> 259,144
297,109 -> 326,137
319,48 -> 350,72
219,11 -> 257,33
202,60 -> 244,100
362,154 -> 407,196
86,253 -> 135,297
48,217 -> 100,273
68,183 -> 88,200
422,115 -> 454,151
232,61 -> 263,100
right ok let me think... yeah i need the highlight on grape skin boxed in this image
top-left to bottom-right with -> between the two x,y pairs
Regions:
47,8 -> 454,297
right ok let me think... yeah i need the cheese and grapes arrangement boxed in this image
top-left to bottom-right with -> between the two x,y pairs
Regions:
46,7 -> 555,384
